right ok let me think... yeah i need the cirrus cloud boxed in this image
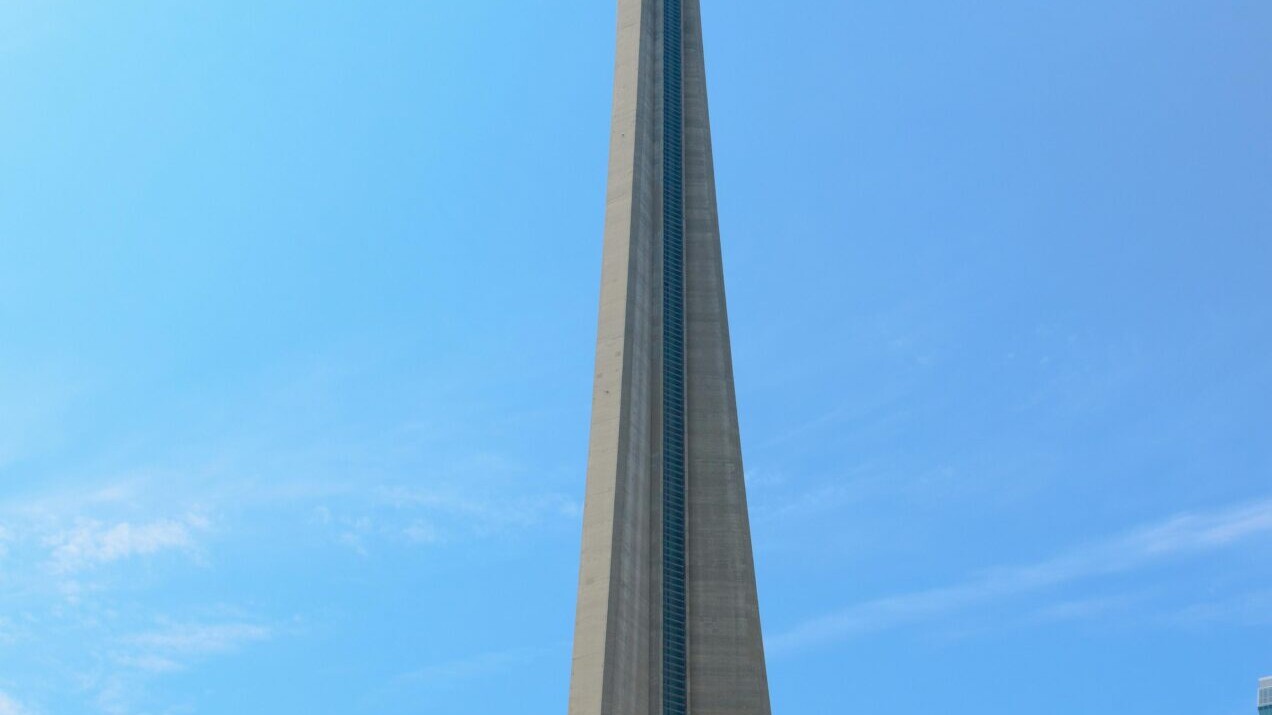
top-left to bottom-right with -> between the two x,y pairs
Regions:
0,691 -> 30,715
45,514 -> 210,574
772,497 -> 1272,652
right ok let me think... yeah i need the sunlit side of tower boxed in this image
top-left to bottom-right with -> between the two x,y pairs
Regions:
1259,677 -> 1272,715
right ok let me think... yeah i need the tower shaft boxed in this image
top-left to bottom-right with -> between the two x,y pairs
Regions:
567,1 -> 771,713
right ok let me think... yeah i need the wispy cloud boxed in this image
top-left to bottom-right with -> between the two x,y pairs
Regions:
44,514 -> 210,574
314,487 -> 580,555
402,645 -> 546,686
1171,589 -> 1272,628
64,618 -> 281,714
771,497 -> 1272,653
119,621 -> 273,673
403,519 -> 444,545
377,487 -> 580,534
1028,593 -> 1143,624
0,691 -> 30,715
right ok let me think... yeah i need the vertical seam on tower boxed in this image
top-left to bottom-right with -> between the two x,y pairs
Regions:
661,0 -> 686,711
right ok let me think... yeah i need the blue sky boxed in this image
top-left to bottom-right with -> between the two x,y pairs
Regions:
2,1 -> 1271,713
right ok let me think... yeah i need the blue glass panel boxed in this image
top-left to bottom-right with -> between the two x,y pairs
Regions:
661,0 -> 687,713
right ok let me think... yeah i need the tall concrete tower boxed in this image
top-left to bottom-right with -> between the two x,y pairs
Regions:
1259,677 -> 1272,715
566,0 -> 771,714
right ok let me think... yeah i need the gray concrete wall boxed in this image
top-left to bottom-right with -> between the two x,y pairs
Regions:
568,1 -> 771,713
681,0 -> 772,710
567,0 -> 659,712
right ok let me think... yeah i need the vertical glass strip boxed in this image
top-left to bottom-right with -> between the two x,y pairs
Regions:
661,0 -> 687,713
